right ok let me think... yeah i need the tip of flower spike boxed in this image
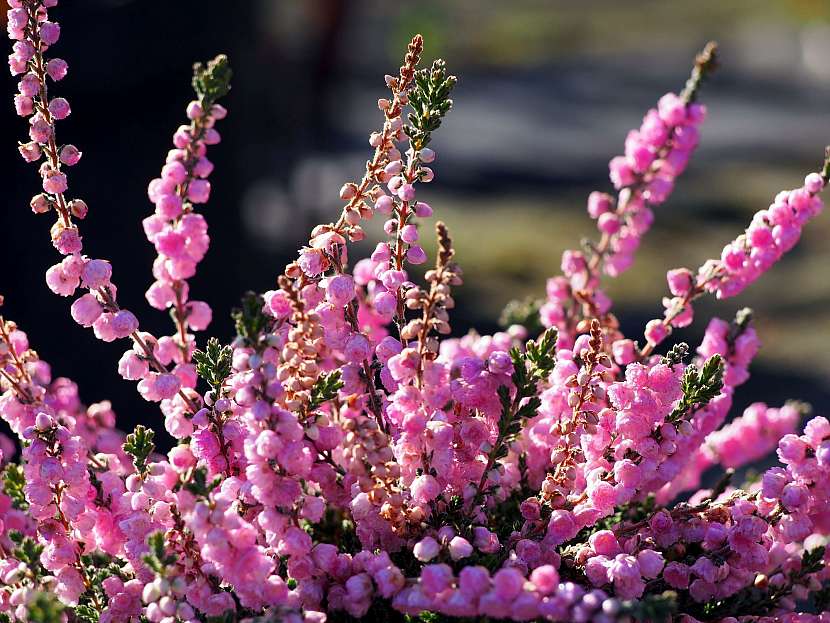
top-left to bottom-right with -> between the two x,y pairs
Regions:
784,399 -> 813,418
681,41 -> 719,104
697,41 -> 719,71
192,54 -> 232,108
390,34 -> 426,93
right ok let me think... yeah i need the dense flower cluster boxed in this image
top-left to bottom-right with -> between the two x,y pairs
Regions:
4,2 -> 830,622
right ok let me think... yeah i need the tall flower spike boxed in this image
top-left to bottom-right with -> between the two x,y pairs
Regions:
144,55 -> 231,365
383,60 -> 457,333
9,0 -> 204,416
401,221 -> 463,385
537,41 -> 718,349
639,147 -> 830,357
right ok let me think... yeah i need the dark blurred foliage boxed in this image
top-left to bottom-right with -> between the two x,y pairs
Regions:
2,0 -> 830,440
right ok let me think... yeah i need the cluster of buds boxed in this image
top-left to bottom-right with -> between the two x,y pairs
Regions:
275,275 -> 325,410
402,222 -> 462,366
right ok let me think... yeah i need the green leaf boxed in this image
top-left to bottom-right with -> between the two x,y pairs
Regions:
620,590 -> 678,622
192,54 -> 232,109
123,424 -> 155,476
73,604 -> 101,623
193,337 -> 233,391
668,353 -> 724,422
524,327 -> 558,384
25,592 -> 65,623
661,342 -> 689,368
802,545 -> 826,574
309,371 -> 345,411
499,297 -> 543,334
483,328 -> 558,494
232,291 -> 270,346
2,463 -> 28,510
812,580 -> 830,612
182,466 -> 221,498
142,531 -> 177,573
404,59 -> 457,151
12,533 -> 44,578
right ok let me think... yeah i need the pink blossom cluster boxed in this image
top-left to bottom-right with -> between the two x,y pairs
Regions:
144,96 -> 225,347
638,169 -> 827,355
9,0 -> 203,425
540,43 -> 715,352
5,3 -> 830,622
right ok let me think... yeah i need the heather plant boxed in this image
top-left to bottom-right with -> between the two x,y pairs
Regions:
5,1 -> 830,622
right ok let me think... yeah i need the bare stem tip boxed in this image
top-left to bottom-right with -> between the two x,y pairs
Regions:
821,146 -> 830,183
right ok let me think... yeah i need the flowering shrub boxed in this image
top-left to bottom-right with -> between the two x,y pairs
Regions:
5,1 -> 830,622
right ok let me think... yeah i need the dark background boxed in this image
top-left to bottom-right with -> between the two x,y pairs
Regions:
3,0 -> 830,442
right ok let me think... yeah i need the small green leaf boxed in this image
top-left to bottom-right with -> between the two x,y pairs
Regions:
142,531 -> 177,573
25,592 -> 65,623
499,297 -> 543,334
802,545 -> 826,574
2,463 -> 28,510
12,533 -> 45,579
193,337 -> 233,391
309,371 -> 345,411
72,604 -> 101,623
232,291 -> 270,346
669,353 -> 724,422
404,59 -> 457,151
620,590 -> 678,622
123,424 -> 155,476
182,466 -> 220,498
192,54 -> 232,109
661,342 -> 689,368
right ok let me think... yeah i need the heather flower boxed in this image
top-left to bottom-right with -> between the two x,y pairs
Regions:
6,11 -> 830,622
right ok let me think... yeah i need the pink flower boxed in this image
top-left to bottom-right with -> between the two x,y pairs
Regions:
644,318 -> 668,347
326,275 -> 356,307
187,179 -> 211,203
667,267 -> 694,297
410,474 -> 441,505
420,564 -> 452,596
413,537 -> 440,562
46,58 -> 68,81
40,21 -> 61,45
547,510 -> 577,545
448,536 -> 473,561
298,248 -> 324,276
637,549 -> 665,578
59,144 -> 81,166
52,227 -> 82,255
45,263 -> 79,296
118,350 -> 149,381
146,281 -> 176,309
48,97 -> 70,120
92,312 -> 118,342
186,301 -> 212,330
42,170 -> 67,194
663,562 -> 691,589
70,293 -> 102,327
81,259 -> 112,289
492,568 -> 524,600
589,530 -> 620,556
111,310 -> 139,338
588,481 -> 617,514
344,333 -> 371,364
